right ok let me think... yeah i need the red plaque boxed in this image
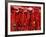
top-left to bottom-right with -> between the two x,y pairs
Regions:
6,1 -> 45,36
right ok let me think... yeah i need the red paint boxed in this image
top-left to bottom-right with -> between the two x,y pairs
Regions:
10,6 -> 41,31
